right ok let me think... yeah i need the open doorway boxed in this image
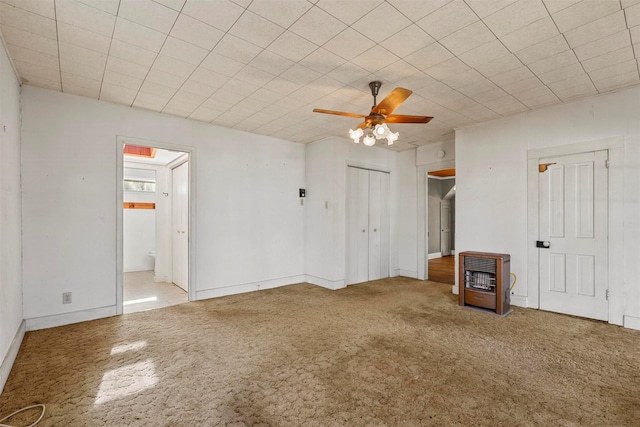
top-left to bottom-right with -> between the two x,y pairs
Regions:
427,168 -> 455,285
120,142 -> 190,314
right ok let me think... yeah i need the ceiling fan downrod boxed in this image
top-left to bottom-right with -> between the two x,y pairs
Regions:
369,81 -> 382,111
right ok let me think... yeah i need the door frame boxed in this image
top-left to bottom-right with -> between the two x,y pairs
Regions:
526,136 -> 623,325
169,154 -> 189,291
116,136 -> 197,315
440,199 -> 451,256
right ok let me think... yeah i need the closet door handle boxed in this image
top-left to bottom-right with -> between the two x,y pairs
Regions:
362,229 -> 366,233
374,228 -> 377,232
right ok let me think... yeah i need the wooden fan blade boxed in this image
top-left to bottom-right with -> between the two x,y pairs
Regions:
371,87 -> 412,115
312,108 -> 365,119
385,114 -> 433,124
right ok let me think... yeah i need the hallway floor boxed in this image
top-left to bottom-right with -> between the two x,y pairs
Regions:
428,255 -> 455,285
124,270 -> 188,314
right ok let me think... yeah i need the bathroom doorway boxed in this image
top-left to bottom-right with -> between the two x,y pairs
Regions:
118,140 -> 191,314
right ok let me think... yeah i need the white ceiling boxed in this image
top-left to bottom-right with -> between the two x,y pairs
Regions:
1,0 -> 639,151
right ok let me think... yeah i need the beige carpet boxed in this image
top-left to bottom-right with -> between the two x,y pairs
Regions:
1,277 -> 639,426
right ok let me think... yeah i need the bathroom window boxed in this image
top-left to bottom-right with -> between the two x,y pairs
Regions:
124,179 -> 156,192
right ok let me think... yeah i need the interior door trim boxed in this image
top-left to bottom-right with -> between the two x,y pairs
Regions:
526,136 -> 623,325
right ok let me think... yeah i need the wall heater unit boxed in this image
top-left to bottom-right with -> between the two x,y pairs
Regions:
459,251 -> 510,315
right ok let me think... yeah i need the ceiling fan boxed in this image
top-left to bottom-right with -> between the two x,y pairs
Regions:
313,81 -> 433,146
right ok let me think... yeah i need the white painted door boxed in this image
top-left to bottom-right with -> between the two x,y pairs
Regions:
347,167 -> 369,285
538,150 -> 608,320
440,200 -> 451,257
172,161 -> 189,292
346,167 -> 390,285
368,170 -> 390,281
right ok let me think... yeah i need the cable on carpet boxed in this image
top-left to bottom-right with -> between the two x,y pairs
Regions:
0,404 -> 45,427
510,272 -> 517,291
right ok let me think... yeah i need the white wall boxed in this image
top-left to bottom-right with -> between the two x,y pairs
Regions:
456,86 -> 640,328
427,178 -> 442,254
0,38 -> 23,391
305,137 -> 397,288
21,87 -> 305,326
396,149 -> 418,278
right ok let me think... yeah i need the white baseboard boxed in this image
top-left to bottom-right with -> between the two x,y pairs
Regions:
623,315 -> 640,331
509,295 -> 528,308
305,275 -> 345,290
396,269 -> 418,279
1,320 -> 25,394
196,275 -> 306,300
26,306 -> 117,331
428,252 -> 442,260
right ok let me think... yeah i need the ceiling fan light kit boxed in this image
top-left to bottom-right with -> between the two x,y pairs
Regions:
313,81 -> 433,147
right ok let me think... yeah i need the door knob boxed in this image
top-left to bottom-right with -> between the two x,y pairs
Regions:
374,228 -> 377,232
362,229 -> 366,233
536,241 -> 550,248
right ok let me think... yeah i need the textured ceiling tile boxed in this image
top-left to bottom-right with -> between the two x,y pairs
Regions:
189,67 -> 229,88
201,52 -> 245,77
323,28 -> 375,61
63,84 -> 100,98
547,73 -> 593,91
625,2 -> 640,27
13,59 -> 60,81
630,25 -> 640,45
474,53 -> 523,77
499,17 -> 559,52
280,64 -> 322,85
380,24 -> 435,59
469,86 -> 508,103
440,21 -> 496,56
592,70 -> 639,91
249,50 -> 295,75
387,0 -> 451,22
425,58 -> 470,80
100,82 -> 137,104
77,0 -> 120,14
326,62 -> 370,84
404,42 -> 453,71
170,13 -> 224,50
138,81 -> 177,99
228,10 -> 285,48
491,66 -> 535,86
146,68 -> 187,89
542,0 -> 582,14
551,0 -> 621,33
574,31 -> 631,62
375,60 -> 421,82
0,3 -> 57,38
351,45 -> 401,73
153,54 -> 197,78
527,50 -> 578,75
1,0 -> 55,19
483,0 -> 548,37
106,55 -> 150,79
537,63 -> 585,84
6,44 -> 58,70
189,106 -> 223,122
563,11 -> 626,48
59,41 -> 107,68
0,25 -> 58,55
417,0 -> 478,40
515,34 -> 569,65
162,99 -> 199,117
153,0 -> 187,11
234,65 -> 275,86
299,48 -> 346,75
113,18 -> 166,52
213,34 -> 262,65
182,0 -> 245,32
59,56 -> 105,80
57,22 -> 112,54
290,6 -> 346,45
465,0 -> 517,18
109,39 -> 157,67
553,82 -> 597,100
351,2 -> 411,43
248,0 -> 313,27
181,78 -> 221,97
267,31 -> 318,62
160,37 -> 208,65
103,69 -> 143,90
459,40 -> 511,68
587,57 -> 637,81
316,0 -> 382,25
55,0 -> 116,37
118,0 -> 178,33
457,78 -> 501,97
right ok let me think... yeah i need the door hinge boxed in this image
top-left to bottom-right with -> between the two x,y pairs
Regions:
605,159 -> 609,168
606,289 -> 609,300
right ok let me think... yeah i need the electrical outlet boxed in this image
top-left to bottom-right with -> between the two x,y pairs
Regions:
62,292 -> 72,304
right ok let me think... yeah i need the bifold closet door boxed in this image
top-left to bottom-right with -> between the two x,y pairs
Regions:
347,167 -> 370,285
346,167 -> 390,285
368,170 -> 390,281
